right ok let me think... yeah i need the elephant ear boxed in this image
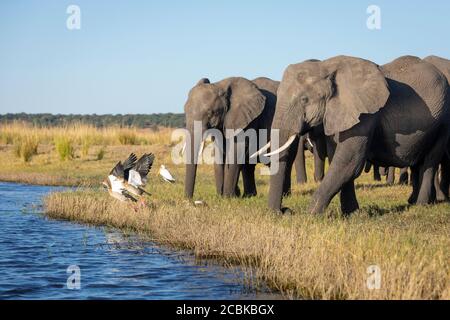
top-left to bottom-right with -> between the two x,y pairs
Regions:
223,78 -> 266,135
322,56 -> 390,136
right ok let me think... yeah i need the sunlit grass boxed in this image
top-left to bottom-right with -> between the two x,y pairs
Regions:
1,123 -> 449,299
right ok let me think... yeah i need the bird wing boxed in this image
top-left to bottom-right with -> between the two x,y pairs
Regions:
160,168 -> 175,182
110,162 -> 124,178
133,153 -> 155,178
108,175 -> 125,193
128,169 -> 143,187
123,153 -> 138,181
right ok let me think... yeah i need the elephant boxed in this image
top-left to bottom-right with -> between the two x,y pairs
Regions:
294,125 -> 328,184
183,76 -> 298,200
258,55 -> 450,215
424,56 -> 450,201
365,163 -> 409,185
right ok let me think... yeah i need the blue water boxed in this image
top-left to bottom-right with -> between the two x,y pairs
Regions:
0,182 -> 279,300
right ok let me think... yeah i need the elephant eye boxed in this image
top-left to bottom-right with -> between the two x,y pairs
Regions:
300,96 -> 309,104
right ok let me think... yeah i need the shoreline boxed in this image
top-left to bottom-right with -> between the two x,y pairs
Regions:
43,189 -> 450,300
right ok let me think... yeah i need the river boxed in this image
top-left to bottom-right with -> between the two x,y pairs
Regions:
0,182 -> 280,300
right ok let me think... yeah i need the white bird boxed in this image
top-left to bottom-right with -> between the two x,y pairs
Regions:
159,165 -> 175,183
125,153 -> 155,197
103,153 -> 138,202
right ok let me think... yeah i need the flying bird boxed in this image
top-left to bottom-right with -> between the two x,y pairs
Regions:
125,153 -> 155,197
103,153 -> 138,202
159,165 -> 175,183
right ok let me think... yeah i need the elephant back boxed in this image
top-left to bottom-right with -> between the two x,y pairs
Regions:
382,56 -> 448,119
424,55 -> 450,84
252,77 -> 280,130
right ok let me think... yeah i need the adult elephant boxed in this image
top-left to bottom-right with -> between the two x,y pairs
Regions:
184,77 -> 297,199
294,125 -> 328,184
258,55 -> 450,214
424,56 -> 450,201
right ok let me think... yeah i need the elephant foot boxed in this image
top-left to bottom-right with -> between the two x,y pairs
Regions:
341,203 -> 359,216
408,190 -> 418,205
281,207 -> 293,215
242,191 -> 257,198
436,193 -> 448,202
235,186 -> 241,197
308,198 -> 326,215
415,192 -> 436,205
398,173 -> 409,185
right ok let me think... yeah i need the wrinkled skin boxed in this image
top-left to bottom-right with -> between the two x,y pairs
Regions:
184,77 -> 296,199
268,55 -> 450,215
424,56 -> 450,201
294,125 -> 328,184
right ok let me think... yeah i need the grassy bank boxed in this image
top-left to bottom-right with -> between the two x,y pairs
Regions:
2,123 -> 449,299
44,184 -> 450,300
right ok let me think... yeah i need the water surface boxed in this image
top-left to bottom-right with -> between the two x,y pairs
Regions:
0,182 -> 280,299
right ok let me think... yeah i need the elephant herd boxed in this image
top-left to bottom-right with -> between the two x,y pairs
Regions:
183,55 -> 450,215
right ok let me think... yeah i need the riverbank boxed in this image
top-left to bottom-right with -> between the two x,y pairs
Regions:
2,124 -> 449,299
44,186 -> 450,300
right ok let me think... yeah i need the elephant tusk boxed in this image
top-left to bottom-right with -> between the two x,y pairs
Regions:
306,137 -> 314,149
263,135 -> 297,157
180,142 -> 186,156
198,140 -> 205,158
250,141 -> 271,159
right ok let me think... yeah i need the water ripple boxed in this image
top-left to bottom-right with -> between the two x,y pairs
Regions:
0,182 -> 280,300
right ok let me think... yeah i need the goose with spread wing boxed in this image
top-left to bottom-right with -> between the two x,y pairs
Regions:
103,153 -> 138,202
124,153 -> 155,197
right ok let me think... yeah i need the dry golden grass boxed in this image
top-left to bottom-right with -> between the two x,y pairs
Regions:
44,185 -> 449,300
1,123 -> 449,299
0,123 -> 175,186
0,122 -> 172,147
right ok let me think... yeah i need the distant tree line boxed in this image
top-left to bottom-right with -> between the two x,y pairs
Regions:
0,113 -> 185,128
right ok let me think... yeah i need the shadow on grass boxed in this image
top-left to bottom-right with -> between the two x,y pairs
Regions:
294,182 -> 406,197
363,204 -> 411,217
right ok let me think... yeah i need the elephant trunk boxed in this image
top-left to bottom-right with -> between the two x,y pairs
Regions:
268,129 -> 293,211
184,122 -> 206,199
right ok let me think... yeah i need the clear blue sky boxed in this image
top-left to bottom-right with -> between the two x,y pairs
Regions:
1,1 -> 449,115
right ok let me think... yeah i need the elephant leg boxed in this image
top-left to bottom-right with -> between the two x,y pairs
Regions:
408,166 -> 420,204
379,166 -> 387,176
214,163 -> 224,196
416,165 -> 437,204
386,167 -> 395,185
416,134 -> 448,205
223,163 -> 242,197
435,166 -> 446,201
440,156 -> 450,200
242,164 -> 257,197
295,136 -> 307,184
398,168 -> 409,185
373,164 -> 381,181
340,179 -> 359,216
326,136 -> 336,162
313,138 -> 326,182
213,137 -> 225,195
309,131 -> 369,215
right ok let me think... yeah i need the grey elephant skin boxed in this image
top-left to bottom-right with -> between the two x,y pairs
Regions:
294,125 -> 328,184
424,56 -> 450,200
184,77 -> 297,199
266,55 -> 450,215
